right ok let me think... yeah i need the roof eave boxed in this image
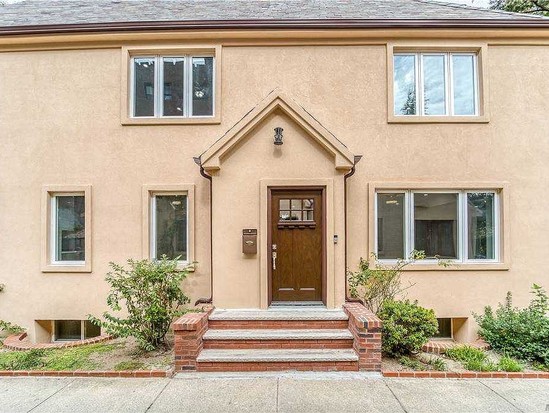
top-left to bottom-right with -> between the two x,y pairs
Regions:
1,18 -> 549,36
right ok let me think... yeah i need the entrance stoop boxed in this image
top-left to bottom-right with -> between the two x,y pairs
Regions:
173,304 -> 382,373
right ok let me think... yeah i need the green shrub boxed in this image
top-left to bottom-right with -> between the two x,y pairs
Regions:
474,284 -> 549,367
497,356 -> 524,372
445,345 -> 496,371
399,356 -> 425,370
89,256 -> 190,351
445,345 -> 486,364
428,357 -> 448,371
378,299 -> 438,357
0,320 -> 24,334
347,251 -> 425,314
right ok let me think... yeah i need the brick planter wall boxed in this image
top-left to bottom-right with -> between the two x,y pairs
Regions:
173,307 -> 213,372
343,302 -> 382,372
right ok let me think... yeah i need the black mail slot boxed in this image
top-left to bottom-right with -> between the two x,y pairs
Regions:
242,229 -> 258,254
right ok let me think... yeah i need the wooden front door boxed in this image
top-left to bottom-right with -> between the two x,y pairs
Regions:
270,188 -> 324,303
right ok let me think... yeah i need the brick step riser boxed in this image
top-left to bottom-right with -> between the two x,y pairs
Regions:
208,320 -> 349,330
203,339 -> 354,350
196,361 -> 359,372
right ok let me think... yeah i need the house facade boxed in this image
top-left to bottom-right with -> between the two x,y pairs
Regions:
1,0 -> 549,347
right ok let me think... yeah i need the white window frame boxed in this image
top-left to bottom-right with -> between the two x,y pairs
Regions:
50,193 -> 86,267
394,52 -> 479,117
375,189 -> 500,264
130,54 -> 215,119
149,192 -> 190,265
52,320 -> 100,342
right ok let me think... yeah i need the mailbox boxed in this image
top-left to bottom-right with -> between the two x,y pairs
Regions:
242,229 -> 258,254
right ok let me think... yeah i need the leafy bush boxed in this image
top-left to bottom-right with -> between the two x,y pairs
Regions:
89,256 -> 190,351
378,299 -> 438,357
445,345 -> 496,371
474,284 -> 549,367
0,320 -> 24,334
497,356 -> 524,372
348,251 -> 425,314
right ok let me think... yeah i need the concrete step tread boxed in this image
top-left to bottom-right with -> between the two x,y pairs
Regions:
203,329 -> 353,341
209,309 -> 348,321
197,349 -> 359,363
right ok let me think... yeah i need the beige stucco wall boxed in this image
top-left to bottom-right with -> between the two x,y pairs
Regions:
0,40 -> 548,342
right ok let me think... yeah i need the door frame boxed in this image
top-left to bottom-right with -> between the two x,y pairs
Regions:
267,185 -> 327,306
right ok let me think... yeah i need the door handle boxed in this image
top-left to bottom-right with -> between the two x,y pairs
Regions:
272,251 -> 277,270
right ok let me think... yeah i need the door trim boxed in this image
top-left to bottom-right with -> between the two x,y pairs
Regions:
267,186 -> 327,306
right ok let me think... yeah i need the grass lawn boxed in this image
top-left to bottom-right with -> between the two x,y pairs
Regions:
0,337 -> 174,371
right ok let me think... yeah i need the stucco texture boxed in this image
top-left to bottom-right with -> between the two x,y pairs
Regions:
0,43 -> 548,342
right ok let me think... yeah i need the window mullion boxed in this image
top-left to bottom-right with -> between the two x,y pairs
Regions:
446,53 -> 452,116
407,191 -> 413,259
150,196 -> 156,260
186,56 -> 192,118
460,191 -> 466,263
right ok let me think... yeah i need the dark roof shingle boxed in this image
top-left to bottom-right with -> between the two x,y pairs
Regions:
0,0 -> 546,30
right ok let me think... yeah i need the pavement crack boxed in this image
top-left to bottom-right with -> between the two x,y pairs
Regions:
144,379 -> 171,412
479,380 -> 524,413
276,377 -> 280,413
382,379 -> 409,413
27,377 -> 75,413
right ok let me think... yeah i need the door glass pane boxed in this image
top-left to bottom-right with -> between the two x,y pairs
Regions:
154,195 -> 188,261
291,199 -> 302,210
133,57 -> 155,117
376,193 -> 405,259
414,193 -> 458,259
280,210 -> 291,221
55,320 -> 81,341
393,55 -> 417,115
162,57 -> 184,117
192,57 -> 214,116
423,55 -> 446,115
279,199 -> 290,210
55,195 -> 85,262
290,211 -> 302,221
467,192 -> 495,260
452,54 -> 476,115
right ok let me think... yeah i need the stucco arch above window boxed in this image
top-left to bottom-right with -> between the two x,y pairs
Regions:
199,90 -> 356,172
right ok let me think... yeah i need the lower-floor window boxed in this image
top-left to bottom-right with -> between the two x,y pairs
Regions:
433,318 -> 453,339
151,194 -> 188,262
53,320 -> 100,341
376,190 -> 499,262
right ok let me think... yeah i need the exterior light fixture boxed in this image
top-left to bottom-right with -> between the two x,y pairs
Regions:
274,127 -> 284,145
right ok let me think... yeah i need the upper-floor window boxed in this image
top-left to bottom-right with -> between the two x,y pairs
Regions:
393,52 -> 478,117
375,190 -> 500,263
131,55 -> 214,118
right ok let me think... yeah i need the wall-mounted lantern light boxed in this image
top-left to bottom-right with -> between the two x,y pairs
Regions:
274,127 -> 284,145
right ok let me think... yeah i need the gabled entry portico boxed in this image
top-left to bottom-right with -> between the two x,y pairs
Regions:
199,90 -> 356,309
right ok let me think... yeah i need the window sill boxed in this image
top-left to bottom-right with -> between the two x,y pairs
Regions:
41,263 -> 91,273
396,262 -> 509,271
388,115 -> 489,124
122,116 -> 220,126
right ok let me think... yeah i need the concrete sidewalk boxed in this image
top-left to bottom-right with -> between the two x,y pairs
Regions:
0,372 -> 548,413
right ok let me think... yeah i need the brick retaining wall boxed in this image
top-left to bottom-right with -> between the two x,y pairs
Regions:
343,302 -> 382,372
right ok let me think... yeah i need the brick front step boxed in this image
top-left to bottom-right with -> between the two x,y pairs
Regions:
203,329 -> 353,349
197,348 -> 359,372
208,309 -> 349,330
208,320 -> 349,330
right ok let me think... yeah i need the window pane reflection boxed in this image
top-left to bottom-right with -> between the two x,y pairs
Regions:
394,55 -> 417,115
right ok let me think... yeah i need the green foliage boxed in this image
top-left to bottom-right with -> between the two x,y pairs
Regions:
0,320 -> 25,334
348,251 -> 425,314
0,343 -> 120,371
89,256 -> 190,351
114,360 -> 146,371
474,284 -> 549,367
399,355 -> 425,370
378,299 -> 438,357
497,356 -> 524,372
445,345 -> 496,371
0,349 -> 45,370
427,356 -> 448,371
490,0 -> 549,16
